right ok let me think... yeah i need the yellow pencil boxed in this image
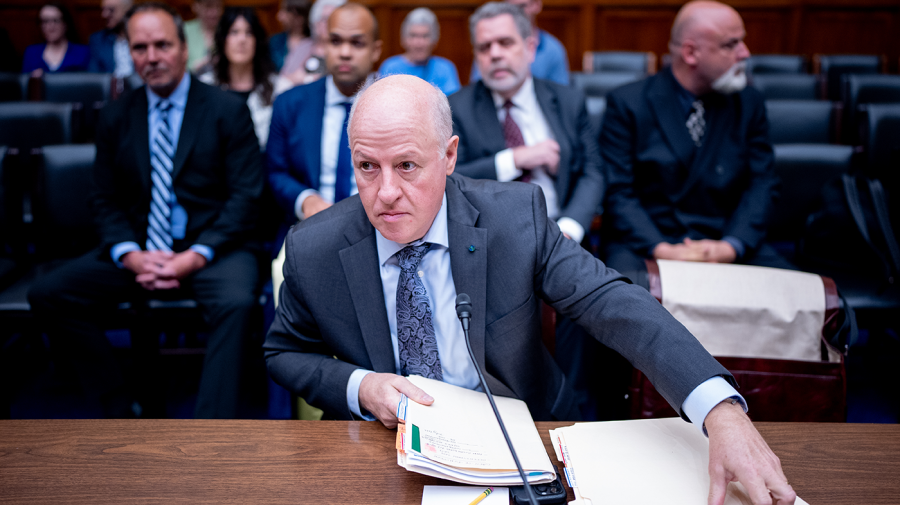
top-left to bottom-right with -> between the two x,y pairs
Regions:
467,487 -> 494,505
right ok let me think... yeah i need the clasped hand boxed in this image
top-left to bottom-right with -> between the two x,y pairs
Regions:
653,238 -> 737,263
121,249 -> 208,290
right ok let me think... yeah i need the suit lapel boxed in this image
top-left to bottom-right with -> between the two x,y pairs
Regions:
305,79 -> 327,189
648,70 -> 696,173
533,79 -> 571,195
170,77 -> 207,181
339,210 -> 395,373
473,82 -> 508,155
445,180 -> 488,373
131,90 -> 152,192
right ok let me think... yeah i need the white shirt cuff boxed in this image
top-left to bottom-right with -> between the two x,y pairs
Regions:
347,368 -> 376,420
494,149 -> 522,182
681,376 -> 747,437
294,189 -> 321,220
556,217 -> 585,243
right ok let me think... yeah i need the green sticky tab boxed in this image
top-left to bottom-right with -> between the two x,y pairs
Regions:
411,424 -> 421,453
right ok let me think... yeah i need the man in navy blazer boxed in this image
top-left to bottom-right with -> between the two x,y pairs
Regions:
264,74 -> 796,505
600,0 -> 792,272
267,3 -> 382,225
88,0 -> 133,75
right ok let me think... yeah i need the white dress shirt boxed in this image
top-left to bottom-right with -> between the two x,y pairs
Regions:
294,75 -> 359,219
490,77 -> 584,242
345,190 -> 745,434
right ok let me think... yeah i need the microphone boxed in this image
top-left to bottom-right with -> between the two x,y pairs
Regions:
456,293 -> 540,505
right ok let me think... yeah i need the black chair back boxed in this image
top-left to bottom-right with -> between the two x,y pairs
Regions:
570,71 -> 643,98
862,103 -> 900,177
750,74 -> 818,100
33,144 -> 98,259
765,100 -> 835,144
42,72 -> 112,104
747,55 -> 807,75
815,54 -> 882,101
0,73 -> 26,102
0,102 -> 73,148
769,144 -> 854,241
842,74 -> 900,144
583,51 -> 655,75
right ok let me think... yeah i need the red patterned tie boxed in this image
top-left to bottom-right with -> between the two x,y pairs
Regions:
502,100 -> 530,182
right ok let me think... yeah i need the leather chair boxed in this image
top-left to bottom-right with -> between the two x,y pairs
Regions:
813,54 -> 883,101
0,102 -> 73,148
841,74 -> 900,144
42,72 -> 112,103
750,74 -> 819,100
746,54 -> 807,75
861,103 -> 900,177
765,100 -> 836,144
0,73 -> 26,102
582,51 -> 656,75
768,144 -> 854,244
570,71 -> 644,99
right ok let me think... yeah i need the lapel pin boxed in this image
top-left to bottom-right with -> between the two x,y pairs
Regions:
468,245 -> 476,252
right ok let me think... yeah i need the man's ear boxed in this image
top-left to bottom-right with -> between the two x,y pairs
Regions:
371,39 -> 383,64
444,135 -> 459,176
525,34 -> 537,64
681,39 -> 698,66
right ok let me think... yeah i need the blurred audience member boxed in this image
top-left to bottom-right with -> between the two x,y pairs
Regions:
88,0 -> 134,76
22,2 -> 90,75
27,2 -> 264,419
379,7 -> 460,95
600,0 -> 792,271
184,0 -> 222,73
282,0 -> 345,84
270,0 -> 312,72
267,2 -> 381,229
469,0 -> 568,86
200,7 -> 293,149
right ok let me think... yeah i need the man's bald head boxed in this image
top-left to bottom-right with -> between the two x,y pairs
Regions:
349,75 -> 452,156
670,0 -> 740,50
329,2 -> 379,40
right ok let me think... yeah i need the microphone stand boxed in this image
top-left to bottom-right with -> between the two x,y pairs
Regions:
456,293 -> 540,505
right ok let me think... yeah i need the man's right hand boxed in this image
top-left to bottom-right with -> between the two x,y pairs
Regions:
301,194 -> 332,219
512,140 -> 560,175
653,241 -> 707,262
359,373 -> 434,429
121,250 -> 181,290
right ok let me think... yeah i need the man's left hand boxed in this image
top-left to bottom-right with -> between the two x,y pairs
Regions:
135,250 -> 208,291
705,401 -> 796,505
684,239 -> 738,264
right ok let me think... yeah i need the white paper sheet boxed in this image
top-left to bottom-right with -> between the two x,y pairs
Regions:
421,485 -> 509,505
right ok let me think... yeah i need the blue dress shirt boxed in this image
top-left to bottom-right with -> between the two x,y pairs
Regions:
379,55 -> 461,96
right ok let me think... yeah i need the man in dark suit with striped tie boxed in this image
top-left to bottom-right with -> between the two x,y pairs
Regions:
27,2 -> 264,419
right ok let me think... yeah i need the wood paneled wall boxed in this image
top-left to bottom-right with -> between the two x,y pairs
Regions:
3,0 -> 899,82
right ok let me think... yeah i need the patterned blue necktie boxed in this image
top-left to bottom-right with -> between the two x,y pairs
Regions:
334,101 -> 353,202
396,243 -> 443,380
147,99 -> 174,252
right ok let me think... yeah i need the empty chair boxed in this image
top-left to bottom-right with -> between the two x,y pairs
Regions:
571,71 -> 644,99
42,72 -> 112,104
582,51 -> 656,75
814,54 -> 883,101
746,54 -> 806,75
768,144 -> 854,243
32,144 -> 98,259
862,103 -> 900,176
751,74 -> 818,100
585,96 -> 606,136
842,74 -> 900,143
765,100 -> 835,144
0,73 -> 26,102
0,102 -> 73,148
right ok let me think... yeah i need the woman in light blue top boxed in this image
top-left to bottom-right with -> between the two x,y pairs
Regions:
378,7 -> 460,96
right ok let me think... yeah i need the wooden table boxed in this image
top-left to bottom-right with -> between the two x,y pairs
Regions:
1,420 -> 898,504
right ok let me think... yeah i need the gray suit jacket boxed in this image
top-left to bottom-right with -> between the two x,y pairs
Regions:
448,79 -> 604,232
264,174 -> 731,421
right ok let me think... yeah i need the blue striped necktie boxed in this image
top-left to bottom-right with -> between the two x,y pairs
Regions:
147,99 -> 175,252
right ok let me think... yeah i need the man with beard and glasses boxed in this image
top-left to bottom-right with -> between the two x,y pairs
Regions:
600,0 -> 793,273
27,2 -> 264,419
448,1 -> 602,247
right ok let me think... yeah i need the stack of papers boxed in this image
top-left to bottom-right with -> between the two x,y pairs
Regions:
550,418 -> 809,505
395,376 -> 556,486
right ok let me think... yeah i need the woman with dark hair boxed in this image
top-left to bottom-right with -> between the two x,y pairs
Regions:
270,0 -> 312,72
199,7 -> 293,149
22,2 -> 90,75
